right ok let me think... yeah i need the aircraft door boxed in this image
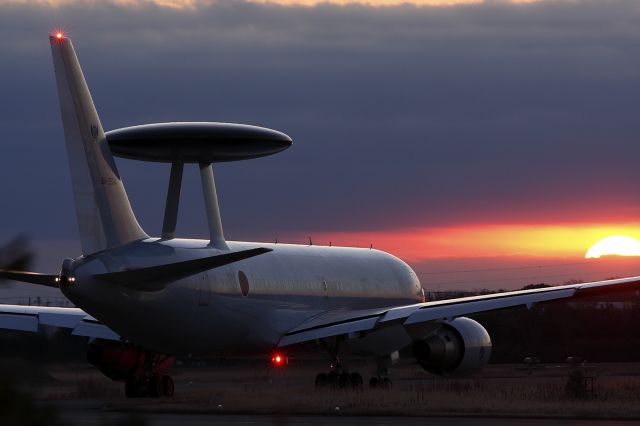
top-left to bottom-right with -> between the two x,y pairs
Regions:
198,272 -> 211,307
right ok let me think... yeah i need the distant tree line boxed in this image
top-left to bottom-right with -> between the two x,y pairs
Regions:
426,281 -> 640,363
471,288 -> 640,363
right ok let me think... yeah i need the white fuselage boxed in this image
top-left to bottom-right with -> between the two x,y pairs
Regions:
62,238 -> 422,356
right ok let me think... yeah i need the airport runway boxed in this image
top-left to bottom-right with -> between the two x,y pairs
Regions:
62,414 -> 640,426
53,401 -> 640,426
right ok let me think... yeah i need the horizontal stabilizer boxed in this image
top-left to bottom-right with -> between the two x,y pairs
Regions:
94,247 -> 272,291
0,270 -> 59,287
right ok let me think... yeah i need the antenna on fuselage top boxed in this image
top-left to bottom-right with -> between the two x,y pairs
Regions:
160,160 -> 226,248
159,160 -> 225,248
199,162 -> 226,249
104,122 -> 293,248
162,162 -> 183,240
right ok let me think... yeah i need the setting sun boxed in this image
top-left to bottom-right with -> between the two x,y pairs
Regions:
585,235 -> 640,259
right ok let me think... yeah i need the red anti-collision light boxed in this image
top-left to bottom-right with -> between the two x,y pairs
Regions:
53,31 -> 64,41
271,353 -> 287,367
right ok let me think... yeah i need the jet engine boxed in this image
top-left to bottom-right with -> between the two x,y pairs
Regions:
412,317 -> 491,376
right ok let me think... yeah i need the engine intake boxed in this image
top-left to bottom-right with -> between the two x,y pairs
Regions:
412,317 -> 491,376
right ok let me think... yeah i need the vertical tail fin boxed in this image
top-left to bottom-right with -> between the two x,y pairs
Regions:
49,36 -> 147,254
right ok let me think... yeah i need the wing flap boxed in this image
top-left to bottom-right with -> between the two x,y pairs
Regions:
0,312 -> 38,332
39,311 -> 87,328
72,320 -> 120,340
0,304 -> 119,341
279,317 -> 379,347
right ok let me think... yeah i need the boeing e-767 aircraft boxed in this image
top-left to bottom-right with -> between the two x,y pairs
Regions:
1,35 -> 639,398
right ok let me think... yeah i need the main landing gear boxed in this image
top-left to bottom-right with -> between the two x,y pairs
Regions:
368,356 -> 393,389
314,360 -> 393,390
314,368 -> 364,390
314,339 -> 394,391
314,357 -> 393,390
124,353 -> 176,398
125,374 -> 174,398
86,341 -> 176,398
368,376 -> 392,389
314,339 -> 364,390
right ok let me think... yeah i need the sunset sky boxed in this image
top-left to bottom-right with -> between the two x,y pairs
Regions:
2,0 -> 640,296
5,0 -> 545,7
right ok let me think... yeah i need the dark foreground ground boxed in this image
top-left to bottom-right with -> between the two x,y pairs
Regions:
50,402 -> 640,426
6,359 -> 640,425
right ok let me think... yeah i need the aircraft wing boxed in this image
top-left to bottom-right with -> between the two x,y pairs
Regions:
278,275 -> 640,347
0,304 -> 119,341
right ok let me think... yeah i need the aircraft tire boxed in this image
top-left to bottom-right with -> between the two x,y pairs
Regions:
315,373 -> 329,389
317,371 -> 364,391
338,373 -> 350,389
149,377 -> 162,398
125,378 -> 143,398
369,376 -> 392,389
328,371 -> 340,389
350,372 -> 363,390
161,375 -> 175,397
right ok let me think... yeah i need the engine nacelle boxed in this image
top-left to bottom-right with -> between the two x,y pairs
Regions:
87,341 -> 174,382
412,317 -> 491,376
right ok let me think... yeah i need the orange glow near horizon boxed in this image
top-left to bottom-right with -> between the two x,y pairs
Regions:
8,0 -> 546,9
250,0 -> 543,6
298,224 -> 640,261
249,0 -> 482,5
7,0 -> 199,8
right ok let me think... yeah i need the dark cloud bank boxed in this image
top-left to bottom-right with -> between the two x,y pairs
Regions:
1,0 -> 640,245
